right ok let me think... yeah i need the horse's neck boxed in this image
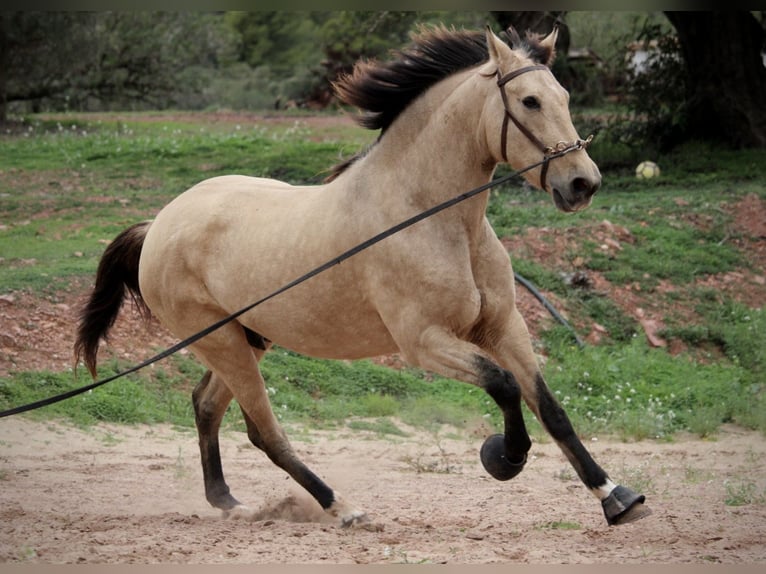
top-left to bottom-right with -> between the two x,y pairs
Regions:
351,69 -> 495,227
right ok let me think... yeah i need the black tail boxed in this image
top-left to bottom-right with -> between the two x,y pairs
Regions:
74,221 -> 152,378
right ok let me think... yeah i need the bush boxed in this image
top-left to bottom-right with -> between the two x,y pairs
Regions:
610,24 -> 688,151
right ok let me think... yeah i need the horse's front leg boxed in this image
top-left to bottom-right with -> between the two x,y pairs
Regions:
487,308 -> 652,526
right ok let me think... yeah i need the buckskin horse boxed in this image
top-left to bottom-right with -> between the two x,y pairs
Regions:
75,26 -> 650,528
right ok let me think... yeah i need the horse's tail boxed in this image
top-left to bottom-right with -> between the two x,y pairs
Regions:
74,221 -> 152,378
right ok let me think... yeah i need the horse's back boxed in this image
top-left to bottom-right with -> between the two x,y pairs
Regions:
137,174 -> 398,358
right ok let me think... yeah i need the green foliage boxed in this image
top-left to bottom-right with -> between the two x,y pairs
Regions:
611,23 -> 688,152
586,222 -> 741,287
2,13 -> 240,117
665,298 -> 765,381
226,12 -> 323,75
541,334 -> 764,439
347,418 -> 409,437
0,365 -> 193,427
0,117 -> 366,294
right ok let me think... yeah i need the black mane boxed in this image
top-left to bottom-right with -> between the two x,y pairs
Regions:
332,27 -> 488,133
325,26 -> 550,182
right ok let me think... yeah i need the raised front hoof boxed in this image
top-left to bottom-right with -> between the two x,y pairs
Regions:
602,485 -> 652,526
480,433 -> 527,481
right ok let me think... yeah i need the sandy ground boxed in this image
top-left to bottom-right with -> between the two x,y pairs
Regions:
1,417 -> 764,564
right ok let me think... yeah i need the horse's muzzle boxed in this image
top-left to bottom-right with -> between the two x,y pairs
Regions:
552,175 -> 601,213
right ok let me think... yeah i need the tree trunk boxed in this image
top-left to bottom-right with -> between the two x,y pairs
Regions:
664,11 -> 766,148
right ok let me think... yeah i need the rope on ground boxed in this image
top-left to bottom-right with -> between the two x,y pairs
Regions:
514,271 -> 585,348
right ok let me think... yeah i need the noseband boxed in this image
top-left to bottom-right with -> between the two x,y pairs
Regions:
496,65 -> 593,191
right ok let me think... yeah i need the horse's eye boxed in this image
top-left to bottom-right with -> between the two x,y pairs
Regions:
522,96 -> 541,110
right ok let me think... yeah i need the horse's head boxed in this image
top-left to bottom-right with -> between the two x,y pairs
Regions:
481,27 -> 601,213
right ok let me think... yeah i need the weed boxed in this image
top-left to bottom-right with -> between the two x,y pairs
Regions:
724,480 -> 766,507
535,520 -> 582,530
347,418 -> 409,437
400,431 -> 460,474
683,466 -> 715,485
553,467 -> 576,482
18,547 -> 38,561
617,462 -> 655,495
174,446 -> 190,480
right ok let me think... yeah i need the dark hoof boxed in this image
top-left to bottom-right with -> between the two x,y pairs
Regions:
602,485 -> 652,525
480,434 -> 527,481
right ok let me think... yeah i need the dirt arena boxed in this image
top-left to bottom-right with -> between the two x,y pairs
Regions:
1,416 -> 764,564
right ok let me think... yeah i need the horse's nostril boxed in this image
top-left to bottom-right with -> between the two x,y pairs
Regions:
572,177 -> 598,196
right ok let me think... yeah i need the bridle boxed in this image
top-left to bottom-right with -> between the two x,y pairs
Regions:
495,64 -> 593,191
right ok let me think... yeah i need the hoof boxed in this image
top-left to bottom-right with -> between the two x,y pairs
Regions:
480,434 -> 527,481
602,485 -> 652,525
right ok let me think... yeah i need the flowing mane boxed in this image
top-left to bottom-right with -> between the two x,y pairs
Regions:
325,26 -> 554,182
333,27 -> 488,133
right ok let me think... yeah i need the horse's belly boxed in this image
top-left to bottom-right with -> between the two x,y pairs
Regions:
243,285 -> 400,361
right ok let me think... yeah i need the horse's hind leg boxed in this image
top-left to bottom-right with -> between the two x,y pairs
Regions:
189,322 -> 369,527
192,369 -> 243,512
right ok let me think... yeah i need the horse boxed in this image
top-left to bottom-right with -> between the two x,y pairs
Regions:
74,26 -> 650,528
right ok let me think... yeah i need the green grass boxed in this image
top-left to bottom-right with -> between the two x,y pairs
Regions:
0,363 -> 194,428
540,327 -> 765,439
1,111 -> 765,440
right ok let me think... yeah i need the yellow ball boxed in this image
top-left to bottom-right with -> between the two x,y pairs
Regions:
635,161 -> 661,179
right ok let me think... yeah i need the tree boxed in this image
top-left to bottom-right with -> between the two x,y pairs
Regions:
312,12 -> 417,107
0,12 -> 237,121
225,12 -> 322,76
0,13 -> 99,120
663,11 -> 766,148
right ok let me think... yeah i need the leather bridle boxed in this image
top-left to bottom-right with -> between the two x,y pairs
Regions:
496,64 -> 593,191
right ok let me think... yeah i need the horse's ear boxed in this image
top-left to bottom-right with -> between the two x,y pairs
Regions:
537,26 -> 559,67
485,25 -> 517,73
485,26 -> 505,65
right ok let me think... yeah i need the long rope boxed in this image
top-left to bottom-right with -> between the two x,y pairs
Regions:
0,144 -> 586,419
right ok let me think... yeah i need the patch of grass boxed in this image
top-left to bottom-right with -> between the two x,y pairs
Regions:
535,520 -> 582,531
347,418 -> 409,437
0,365 -> 194,428
540,332 -> 765,438
724,480 -> 766,507
0,114 -> 368,296
585,221 -> 741,287
664,298 -> 765,382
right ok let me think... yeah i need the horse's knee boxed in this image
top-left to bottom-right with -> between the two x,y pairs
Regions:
475,355 -> 522,406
